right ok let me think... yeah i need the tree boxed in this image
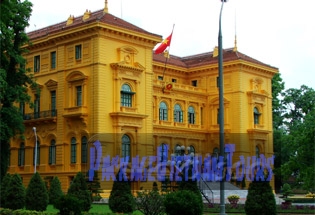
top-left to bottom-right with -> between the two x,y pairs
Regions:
67,172 -> 92,212
0,173 -> 11,207
280,86 -> 315,191
245,180 -> 276,215
4,173 -> 25,210
25,172 -> 49,211
48,176 -> 63,206
108,169 -> 135,214
86,170 -> 102,202
164,190 -> 203,215
0,0 -> 36,182
135,189 -> 165,215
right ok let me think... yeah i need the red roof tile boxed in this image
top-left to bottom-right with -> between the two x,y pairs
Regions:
153,48 -> 277,70
28,9 -> 160,40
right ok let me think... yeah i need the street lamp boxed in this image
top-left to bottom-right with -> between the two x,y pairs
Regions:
218,0 -> 228,215
33,127 -> 37,173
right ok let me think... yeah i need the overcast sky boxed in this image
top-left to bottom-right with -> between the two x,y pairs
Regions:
26,0 -> 315,91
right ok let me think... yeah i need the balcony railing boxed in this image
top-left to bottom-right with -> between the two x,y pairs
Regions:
23,110 -> 57,120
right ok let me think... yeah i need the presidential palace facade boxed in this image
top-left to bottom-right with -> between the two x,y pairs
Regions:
8,4 -> 278,193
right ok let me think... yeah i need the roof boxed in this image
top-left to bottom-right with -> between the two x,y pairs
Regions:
153,48 -> 278,70
27,9 -> 160,40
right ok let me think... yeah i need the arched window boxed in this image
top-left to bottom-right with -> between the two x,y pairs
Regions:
188,106 -> 195,124
213,147 -> 219,159
33,141 -> 40,165
122,134 -> 131,161
18,142 -> 25,166
174,104 -> 183,122
121,84 -> 134,107
158,143 -> 168,162
254,107 -> 261,125
49,139 -> 56,165
256,146 -> 260,158
189,145 -> 195,155
159,102 -> 168,121
81,136 -> 88,164
71,137 -> 76,164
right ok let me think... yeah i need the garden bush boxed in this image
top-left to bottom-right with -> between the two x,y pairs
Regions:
4,173 -> 25,210
55,194 -> 82,215
0,173 -> 12,208
67,172 -> 92,212
245,180 -> 276,215
48,176 -> 63,206
108,169 -> 135,214
164,190 -> 203,215
25,172 -> 49,211
135,189 -> 165,215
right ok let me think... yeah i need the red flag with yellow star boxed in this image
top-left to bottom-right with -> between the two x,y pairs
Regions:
154,33 -> 173,54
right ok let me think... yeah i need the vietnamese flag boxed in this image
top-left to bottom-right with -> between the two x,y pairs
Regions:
154,33 -> 173,54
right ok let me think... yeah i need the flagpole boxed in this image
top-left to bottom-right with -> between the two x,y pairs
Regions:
162,24 -> 175,81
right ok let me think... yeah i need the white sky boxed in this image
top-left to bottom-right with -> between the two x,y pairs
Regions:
26,0 -> 315,91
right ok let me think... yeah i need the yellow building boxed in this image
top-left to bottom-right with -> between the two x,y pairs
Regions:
8,4 -> 278,194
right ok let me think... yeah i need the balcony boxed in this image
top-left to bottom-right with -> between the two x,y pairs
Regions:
23,110 -> 57,123
63,106 -> 88,118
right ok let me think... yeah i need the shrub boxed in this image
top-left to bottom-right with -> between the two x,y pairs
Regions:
164,190 -> 203,215
281,183 -> 293,198
245,180 -> 276,215
135,189 -> 165,215
55,194 -> 82,215
49,176 -> 63,206
108,169 -> 135,214
68,172 -> 92,212
25,172 -> 49,211
0,173 -> 11,207
5,173 -> 25,210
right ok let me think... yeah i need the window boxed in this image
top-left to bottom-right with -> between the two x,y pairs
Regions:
217,108 -> 220,124
256,146 -> 260,158
188,106 -> 195,124
159,102 -> 168,121
75,45 -> 82,60
254,107 -> 261,125
19,102 -> 25,116
174,104 -> 183,123
34,94 -> 40,119
34,55 -> 40,72
122,134 -> 131,161
158,76 -> 163,80
158,144 -> 168,162
76,86 -> 82,106
189,145 -> 195,155
81,136 -> 87,164
33,141 -> 40,165
18,143 -> 25,166
172,78 -> 177,83
213,147 -> 219,159
192,80 -> 197,87
51,51 -> 56,69
51,90 -> 56,116
71,137 -> 76,164
121,84 -> 134,107
49,139 -> 56,165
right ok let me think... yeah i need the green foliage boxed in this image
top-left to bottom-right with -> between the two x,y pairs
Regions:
281,183 -> 293,198
68,172 -> 92,212
0,0 -> 37,182
25,172 -> 49,211
5,173 -> 25,210
0,173 -> 12,207
48,176 -> 63,206
86,171 -> 103,202
164,190 -> 203,215
245,180 -> 277,215
135,189 -> 165,215
55,194 -> 82,215
108,170 -> 135,214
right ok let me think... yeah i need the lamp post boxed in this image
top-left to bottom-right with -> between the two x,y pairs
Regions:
218,0 -> 227,214
33,127 -> 37,173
